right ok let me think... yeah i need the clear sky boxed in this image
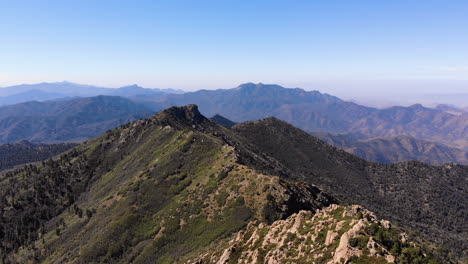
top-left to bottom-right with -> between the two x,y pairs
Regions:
1,0 -> 468,96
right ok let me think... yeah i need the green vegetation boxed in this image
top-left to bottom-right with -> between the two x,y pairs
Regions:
0,147 -> 89,257
0,105 -> 461,264
348,255 -> 389,264
0,141 -> 77,170
348,236 -> 369,249
348,222 -> 443,264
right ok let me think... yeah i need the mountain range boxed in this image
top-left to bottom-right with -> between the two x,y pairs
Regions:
312,133 -> 468,165
0,82 -> 466,166
0,82 -> 183,106
143,83 -> 467,151
0,96 -> 154,143
0,104 -> 466,263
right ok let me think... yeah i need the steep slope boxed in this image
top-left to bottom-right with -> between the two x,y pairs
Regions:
145,83 -> 467,150
233,118 -> 468,259
0,105 -> 335,263
0,105 -> 466,263
313,133 -> 468,165
0,96 -> 154,143
209,114 -> 237,128
0,141 -> 77,170
0,105 -> 463,263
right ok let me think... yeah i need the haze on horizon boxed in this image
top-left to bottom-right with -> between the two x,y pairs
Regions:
1,0 -> 467,106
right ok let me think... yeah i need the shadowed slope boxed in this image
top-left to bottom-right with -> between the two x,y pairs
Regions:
209,114 -> 237,128
233,117 -> 468,258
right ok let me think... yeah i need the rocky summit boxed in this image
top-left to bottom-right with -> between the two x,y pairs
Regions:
0,105 -> 465,263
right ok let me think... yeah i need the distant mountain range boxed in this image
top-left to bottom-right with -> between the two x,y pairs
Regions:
0,96 -> 154,143
144,83 -> 467,151
0,89 -> 68,105
0,81 -> 183,106
435,103 -> 468,116
313,132 -> 468,165
0,82 -> 466,164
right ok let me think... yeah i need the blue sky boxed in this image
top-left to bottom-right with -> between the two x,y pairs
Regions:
1,0 -> 467,96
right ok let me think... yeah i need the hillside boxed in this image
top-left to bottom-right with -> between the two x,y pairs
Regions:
146,83 -> 467,150
313,133 -> 468,165
0,141 -> 77,170
0,96 -> 154,143
232,117 -> 468,259
0,105 -> 465,263
0,105 -> 336,263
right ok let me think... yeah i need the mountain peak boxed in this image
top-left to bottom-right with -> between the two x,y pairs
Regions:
119,84 -> 143,89
408,103 -> 425,109
236,82 -> 282,90
154,104 -> 210,129
236,82 -> 257,90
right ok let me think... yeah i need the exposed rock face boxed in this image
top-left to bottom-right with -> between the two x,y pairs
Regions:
153,104 -> 211,130
331,218 -> 366,263
188,204 -> 435,264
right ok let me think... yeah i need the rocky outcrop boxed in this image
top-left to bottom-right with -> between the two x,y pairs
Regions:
187,204 -> 436,264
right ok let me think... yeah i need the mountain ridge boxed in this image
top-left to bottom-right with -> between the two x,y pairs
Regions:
0,95 -> 154,143
1,82 -> 466,152
0,104 -> 465,263
0,82 -> 183,106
